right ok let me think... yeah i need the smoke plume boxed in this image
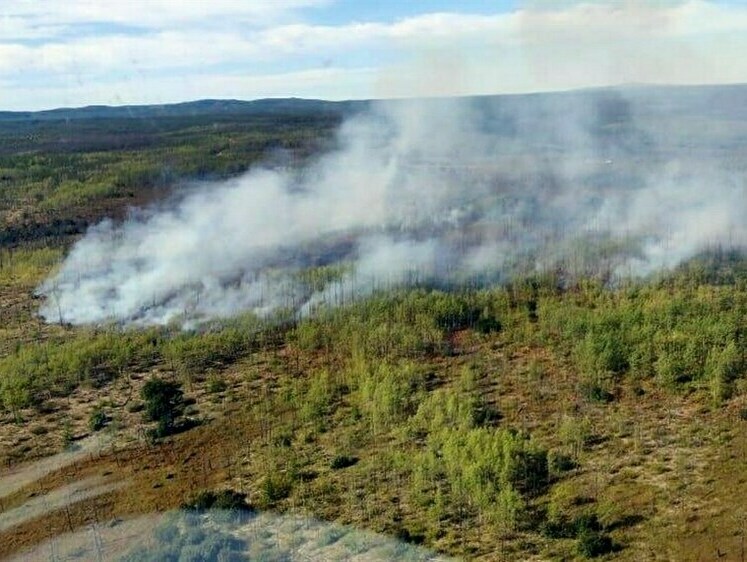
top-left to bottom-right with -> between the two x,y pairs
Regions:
38,87 -> 747,326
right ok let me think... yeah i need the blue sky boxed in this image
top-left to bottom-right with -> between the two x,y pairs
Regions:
2,0 -> 747,111
304,1 -> 519,24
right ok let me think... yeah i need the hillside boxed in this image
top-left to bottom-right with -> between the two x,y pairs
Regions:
1,85 -> 747,561
0,98 -> 369,122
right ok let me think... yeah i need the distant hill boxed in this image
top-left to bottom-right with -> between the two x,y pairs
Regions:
3,82 -> 747,159
0,97 -> 370,122
3,83 -> 747,124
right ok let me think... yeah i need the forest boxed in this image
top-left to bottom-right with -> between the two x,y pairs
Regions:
1,89 -> 747,561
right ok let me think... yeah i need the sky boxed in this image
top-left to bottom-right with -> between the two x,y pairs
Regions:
2,0 -> 747,111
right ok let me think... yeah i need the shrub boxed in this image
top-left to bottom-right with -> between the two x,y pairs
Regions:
162,328 -> 249,382
348,359 -> 423,434
330,455 -> 358,469
559,416 -> 593,458
88,406 -> 109,432
579,381 -> 614,404
495,485 -> 526,531
411,424 -> 547,526
575,328 -> 629,378
206,376 -> 228,394
503,446 -> 549,496
475,314 -> 502,334
707,341 -> 742,405
577,529 -> 614,558
299,370 -> 336,423
260,473 -> 293,505
141,378 -> 185,437
182,489 -> 252,513
548,451 -> 578,475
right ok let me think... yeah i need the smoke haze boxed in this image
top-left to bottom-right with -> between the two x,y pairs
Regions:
38,86 -> 747,326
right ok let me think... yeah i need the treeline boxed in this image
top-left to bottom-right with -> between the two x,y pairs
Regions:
0,114 -> 339,246
5,266 -> 747,417
538,279 -> 747,405
0,313 -> 267,417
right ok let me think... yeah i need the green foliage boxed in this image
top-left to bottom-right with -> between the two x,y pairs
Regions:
706,340 -> 742,405
88,406 -> 109,432
297,263 -> 351,292
673,247 -> 747,286
293,289 -> 503,359
347,357 -> 425,434
558,416 -> 593,458
0,328 -> 161,413
1,373 -> 30,420
162,327 -> 253,381
411,423 -> 547,526
574,323 -> 629,377
579,380 -> 614,403
495,485 -> 526,532
206,375 -> 228,394
259,472 -> 293,506
548,451 -> 578,475
541,510 -> 615,557
409,368 -> 494,436
298,369 -> 337,424
1,112 -> 339,249
539,282 -> 747,398
141,378 -> 185,437
61,420 -> 74,449
182,489 -> 252,513
7,106 -> 747,561
0,245 -> 64,285
330,454 -> 358,469
577,528 -> 615,558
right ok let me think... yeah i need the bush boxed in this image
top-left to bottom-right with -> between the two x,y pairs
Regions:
299,370 -> 337,423
88,407 -> 109,432
330,455 -> 358,469
707,341 -> 742,405
182,489 -> 252,513
579,381 -> 614,404
549,451 -> 578,474
260,473 -> 293,505
559,416 -> 593,457
474,314 -> 502,334
348,359 -> 423,434
504,446 -> 549,496
162,328 -> 250,381
206,376 -> 228,394
141,378 -> 185,437
577,529 -> 614,558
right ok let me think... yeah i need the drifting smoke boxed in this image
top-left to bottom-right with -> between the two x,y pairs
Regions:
38,87 -> 747,326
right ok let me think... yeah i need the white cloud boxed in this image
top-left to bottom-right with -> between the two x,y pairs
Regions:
2,1 -> 747,109
0,66 -> 379,110
1,0 -> 330,33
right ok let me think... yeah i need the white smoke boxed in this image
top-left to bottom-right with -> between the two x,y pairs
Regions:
38,89 -> 747,326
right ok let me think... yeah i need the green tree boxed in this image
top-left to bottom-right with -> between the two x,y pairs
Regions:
141,378 -> 185,437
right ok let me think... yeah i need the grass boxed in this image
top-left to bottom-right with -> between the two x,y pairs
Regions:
0,245 -> 64,286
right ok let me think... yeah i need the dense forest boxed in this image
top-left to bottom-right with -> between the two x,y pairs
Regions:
1,90 -> 747,561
